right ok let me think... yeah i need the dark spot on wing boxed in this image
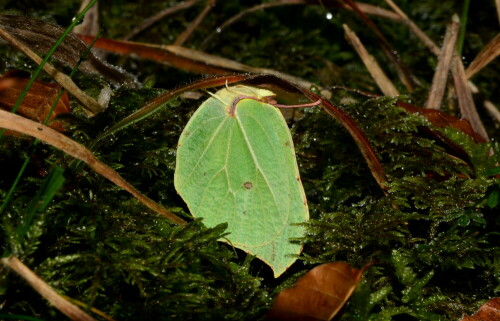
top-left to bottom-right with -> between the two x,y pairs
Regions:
243,181 -> 253,189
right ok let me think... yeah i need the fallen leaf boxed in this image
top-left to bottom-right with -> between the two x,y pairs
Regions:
0,70 -> 70,131
266,261 -> 371,321
460,298 -> 500,321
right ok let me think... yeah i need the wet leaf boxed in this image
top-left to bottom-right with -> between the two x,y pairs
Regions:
266,262 -> 371,321
460,298 -> 500,321
0,70 -> 70,131
174,85 -> 309,277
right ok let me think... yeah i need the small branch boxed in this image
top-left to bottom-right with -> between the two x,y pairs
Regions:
426,14 -> 460,110
200,1 -> 401,49
0,111 -> 188,226
484,100 -> 500,125
2,256 -> 96,321
123,0 -> 201,40
343,24 -> 399,96
451,56 -> 489,140
174,0 -> 215,46
73,0 -> 100,36
496,0 -> 500,26
383,0 -> 440,55
343,0 -> 414,92
465,33 -> 500,79
0,26 -> 103,116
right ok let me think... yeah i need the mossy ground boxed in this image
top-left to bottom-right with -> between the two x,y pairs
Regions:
0,1 -> 499,320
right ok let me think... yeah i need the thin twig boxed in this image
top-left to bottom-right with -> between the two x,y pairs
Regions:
2,256 -> 96,321
0,110 -> 188,226
426,14 -> 460,110
484,100 -> 500,125
385,1 -> 494,139
465,33 -> 500,79
343,24 -> 399,96
451,55 -> 489,140
200,1 -> 401,49
496,0 -> 500,25
383,0 -> 440,55
73,0 -> 99,36
123,0 -> 201,40
0,26 -> 103,115
343,0 -> 414,92
174,0 -> 215,46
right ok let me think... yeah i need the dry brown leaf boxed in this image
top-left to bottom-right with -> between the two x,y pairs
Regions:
460,298 -> 500,321
0,70 -> 70,132
266,262 -> 371,321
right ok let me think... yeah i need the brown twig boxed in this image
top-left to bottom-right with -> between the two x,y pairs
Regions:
73,0 -> 99,36
0,110 -> 188,226
123,0 -> 202,40
451,56 -> 489,140
343,24 -> 399,96
351,2 -> 401,20
200,0 -> 401,49
199,0 -> 303,49
174,0 -> 215,46
385,2 -> 493,139
342,0 -> 414,92
426,15 -> 460,110
465,33 -> 500,79
496,0 -> 500,25
2,256 -> 96,321
383,0 -> 440,56
484,100 -> 500,124
0,26 -> 103,116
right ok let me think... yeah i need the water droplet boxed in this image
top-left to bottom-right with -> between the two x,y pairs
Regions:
326,12 -> 333,20
216,27 -> 221,33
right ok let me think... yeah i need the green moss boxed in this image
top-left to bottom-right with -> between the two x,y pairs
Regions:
1,1 -> 499,320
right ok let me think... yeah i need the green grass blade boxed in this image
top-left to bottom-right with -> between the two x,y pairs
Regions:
16,166 -> 65,244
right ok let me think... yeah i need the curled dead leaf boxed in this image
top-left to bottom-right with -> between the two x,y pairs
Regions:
0,70 -> 70,131
266,261 -> 372,321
